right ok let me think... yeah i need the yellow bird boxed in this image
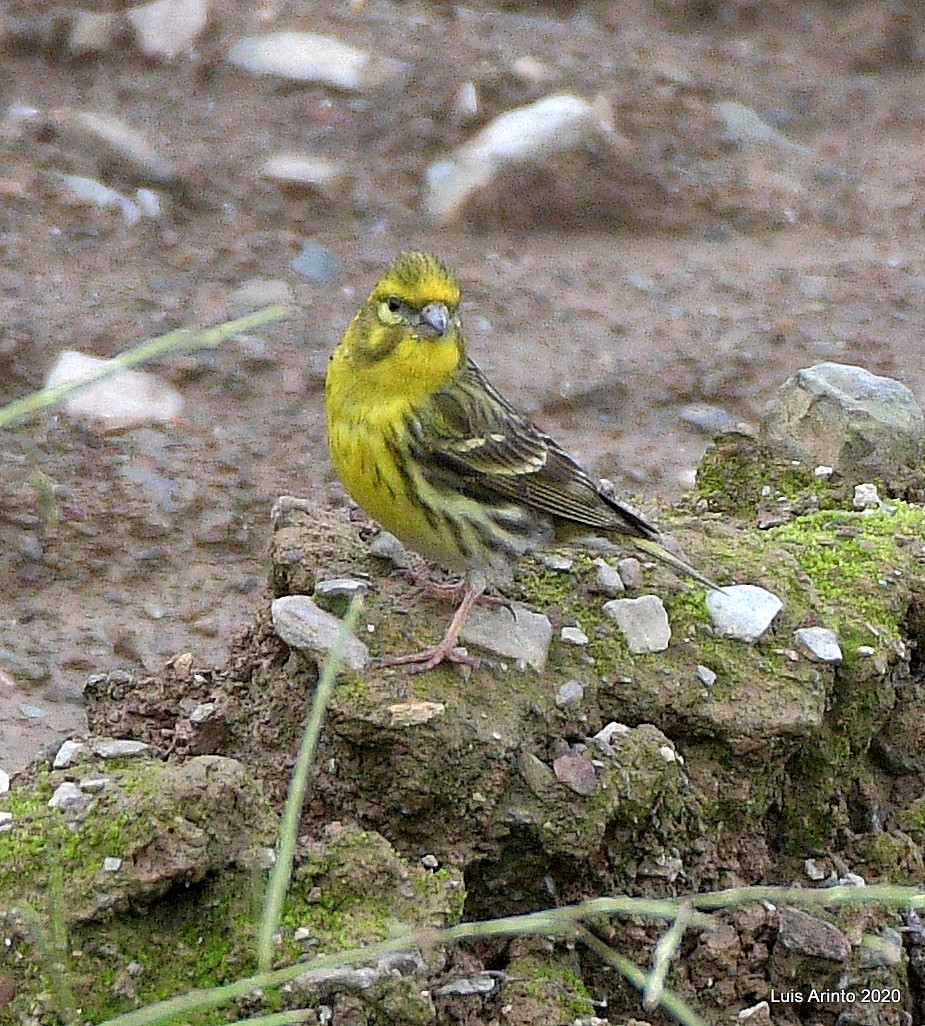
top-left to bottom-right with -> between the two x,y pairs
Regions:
326,251 -> 719,671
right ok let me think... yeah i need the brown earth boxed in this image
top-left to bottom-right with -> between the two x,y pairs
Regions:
1,0 -> 925,928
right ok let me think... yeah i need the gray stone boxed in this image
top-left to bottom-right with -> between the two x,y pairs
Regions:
696,664 -> 717,687
368,531 -> 411,568
93,739 -> 152,760
555,679 -> 584,708
48,781 -> 88,809
420,854 -> 439,869
794,627 -> 842,664
271,595 -> 369,673
0,768 -> 9,794
460,603 -> 552,672
680,402 -> 739,436
290,242 -> 342,285
520,751 -> 555,795
314,578 -> 369,601
603,595 -> 671,653
761,362 -> 925,482
804,858 -> 827,881
714,101 -> 811,154
853,483 -> 881,509
542,553 -> 573,571
706,585 -> 782,642
103,856 -> 123,872
616,557 -> 644,590
53,739 -> 90,769
777,907 -> 851,962
189,703 -> 216,725
560,625 -> 588,646
591,557 -> 624,596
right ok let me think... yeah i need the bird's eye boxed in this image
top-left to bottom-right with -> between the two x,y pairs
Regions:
386,296 -> 401,313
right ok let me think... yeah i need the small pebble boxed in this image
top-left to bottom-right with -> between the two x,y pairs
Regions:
616,557 -> 644,590
706,585 -> 782,643
853,483 -> 881,510
78,778 -> 109,792
603,594 -> 671,654
856,645 -> 876,657
0,811 -> 12,827
560,625 -> 588,646
714,101 -> 810,154
552,750 -> 597,796
368,530 -> 411,567
271,595 -> 369,673
543,553 -> 573,572
420,854 -> 439,869
126,0 -> 208,61
804,858 -> 826,881
262,152 -> 346,198
738,1002 -> 771,1024
313,578 -> 369,601
555,679 -> 584,708
48,781 -> 88,809
290,242 -> 342,285
93,739 -> 152,759
0,768 -> 9,794
172,652 -> 194,679
103,856 -> 123,872
794,626 -> 842,664
813,465 -> 833,480
591,557 -> 624,596
696,664 -> 717,687
679,402 -> 738,436
53,739 -> 90,769
388,701 -> 445,727
461,603 -> 552,672
592,721 -> 631,753
189,703 -> 215,725
838,872 -> 866,887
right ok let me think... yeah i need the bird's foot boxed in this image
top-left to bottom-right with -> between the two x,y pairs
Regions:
409,572 -> 507,608
378,643 -> 480,673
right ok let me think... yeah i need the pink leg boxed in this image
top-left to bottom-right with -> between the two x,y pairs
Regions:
379,583 -> 483,672
410,571 -> 508,608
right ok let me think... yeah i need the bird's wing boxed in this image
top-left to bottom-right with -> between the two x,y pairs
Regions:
413,358 -> 657,540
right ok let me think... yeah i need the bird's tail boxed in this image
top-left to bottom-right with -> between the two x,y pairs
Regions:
631,536 -> 723,592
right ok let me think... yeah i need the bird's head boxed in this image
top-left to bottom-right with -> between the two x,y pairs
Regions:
346,251 -> 464,368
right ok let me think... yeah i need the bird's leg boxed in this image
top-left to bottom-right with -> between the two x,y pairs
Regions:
409,570 -> 508,608
378,580 -> 483,672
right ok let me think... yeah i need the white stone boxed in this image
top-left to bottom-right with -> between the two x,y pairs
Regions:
794,626 -> 842,664
461,603 -> 552,672
853,483 -> 881,509
103,856 -> 123,872
603,595 -> 671,653
53,739 -> 90,770
706,585 -> 783,642
714,101 -> 810,154
813,465 -> 834,480
226,32 -> 410,92
48,782 -> 87,808
45,350 -> 183,431
696,664 -> 717,687
93,739 -> 152,759
560,626 -> 588,646
0,768 -> 9,794
271,596 -> 369,673
127,0 -> 208,61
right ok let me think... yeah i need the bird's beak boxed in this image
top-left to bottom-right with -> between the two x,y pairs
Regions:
420,302 -> 449,338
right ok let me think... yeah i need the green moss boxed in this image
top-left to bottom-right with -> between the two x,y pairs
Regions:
859,831 -> 925,881
505,951 -> 596,1019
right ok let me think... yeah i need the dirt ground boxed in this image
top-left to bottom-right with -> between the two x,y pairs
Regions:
2,0 -> 925,776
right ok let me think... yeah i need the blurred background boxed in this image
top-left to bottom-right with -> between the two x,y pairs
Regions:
1,0 -> 924,766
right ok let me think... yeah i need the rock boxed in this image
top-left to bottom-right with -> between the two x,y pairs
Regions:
261,152 -> 346,198
68,10 -> 118,55
420,854 -> 439,869
520,751 -> 555,795
47,109 -> 177,186
425,93 -> 616,224
555,679 -> 584,708
591,557 -> 624,596
290,242 -> 342,285
602,594 -> 671,653
794,626 -> 842,664
804,858 -> 827,881
0,769 -> 8,795
53,174 -> 145,225
48,781 -> 88,808
853,482 -> 881,509
368,530 -> 411,567
696,664 -> 717,687
126,0 -> 208,60
714,101 -> 811,154
271,596 -> 369,673
103,856 -> 123,872
53,739 -> 90,769
44,351 -> 183,431
761,362 -> 925,483
542,553 -> 573,571
460,603 -> 552,671
560,625 -> 588,646
617,557 -> 644,590
189,703 -> 215,725
227,278 -> 292,317
313,578 -> 369,601
591,721 -> 631,754
552,750 -> 597,796
387,701 -> 445,727
777,907 -> 851,962
436,974 -> 496,996
680,401 -> 739,436
226,32 -> 411,92
93,739 -> 152,759
706,585 -> 782,642
738,1001 -> 771,1024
